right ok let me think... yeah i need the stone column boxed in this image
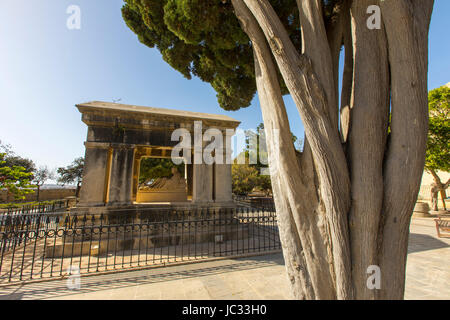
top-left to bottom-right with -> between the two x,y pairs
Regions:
78,142 -> 110,207
107,144 -> 135,206
214,163 -> 232,202
214,130 -> 233,202
192,142 -> 213,203
192,164 -> 213,203
131,156 -> 142,202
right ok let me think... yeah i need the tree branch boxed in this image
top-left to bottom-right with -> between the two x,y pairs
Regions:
296,0 -> 339,131
378,0 -> 434,299
326,0 -> 346,136
232,0 -> 336,299
242,0 -> 353,299
347,0 -> 390,299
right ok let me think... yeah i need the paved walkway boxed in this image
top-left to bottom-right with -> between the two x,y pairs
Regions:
0,217 -> 448,300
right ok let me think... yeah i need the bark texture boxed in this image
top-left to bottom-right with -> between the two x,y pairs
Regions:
232,0 -> 336,299
347,0 -> 390,300
243,0 -> 353,299
378,0 -> 434,299
231,0 -> 434,300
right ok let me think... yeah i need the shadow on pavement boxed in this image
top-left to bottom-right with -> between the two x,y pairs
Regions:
0,252 -> 284,300
408,233 -> 449,254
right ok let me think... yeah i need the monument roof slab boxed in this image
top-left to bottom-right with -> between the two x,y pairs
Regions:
76,101 -> 240,129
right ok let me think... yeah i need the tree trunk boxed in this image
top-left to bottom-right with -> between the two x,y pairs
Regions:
232,0 -> 336,299
429,169 -> 448,211
231,0 -> 434,299
431,185 -> 439,211
377,0 -> 434,299
347,0 -> 390,299
242,0 -> 353,299
440,190 -> 447,210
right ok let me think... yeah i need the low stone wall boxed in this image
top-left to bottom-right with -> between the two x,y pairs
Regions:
418,184 -> 432,200
418,170 -> 450,201
0,188 -> 77,203
418,184 -> 449,211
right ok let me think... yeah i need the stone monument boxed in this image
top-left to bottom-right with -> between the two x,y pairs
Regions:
74,101 -> 240,215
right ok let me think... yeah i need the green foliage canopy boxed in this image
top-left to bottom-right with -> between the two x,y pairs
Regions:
33,166 -> 54,187
0,140 -> 36,174
425,85 -> 450,173
232,162 -> 259,195
139,157 -> 184,185
57,157 -> 84,186
0,153 -> 35,200
122,0 -> 340,111
233,122 -> 301,195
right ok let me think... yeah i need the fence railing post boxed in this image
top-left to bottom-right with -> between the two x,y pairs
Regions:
0,206 -> 281,284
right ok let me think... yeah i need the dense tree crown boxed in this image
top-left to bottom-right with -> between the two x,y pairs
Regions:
57,157 -> 84,197
122,0 -> 435,300
57,157 -> 84,186
122,0 -> 338,110
0,153 -> 35,201
0,140 -> 36,174
0,141 -> 36,200
425,85 -> 449,211
425,85 -> 450,173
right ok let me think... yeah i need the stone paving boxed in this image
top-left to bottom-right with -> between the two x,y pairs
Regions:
0,216 -> 448,300
0,233 -> 279,284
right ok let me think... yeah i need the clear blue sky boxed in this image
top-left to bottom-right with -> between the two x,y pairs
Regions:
0,0 -> 449,172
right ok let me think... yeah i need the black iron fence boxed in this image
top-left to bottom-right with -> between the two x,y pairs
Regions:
0,200 -> 69,216
0,207 -> 280,284
233,195 -> 275,209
